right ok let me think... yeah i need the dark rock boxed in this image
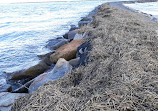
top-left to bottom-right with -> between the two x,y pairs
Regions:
63,30 -> 78,40
69,25 -> 78,31
77,41 -> 91,66
11,60 -> 50,80
8,77 -> 33,92
80,16 -> 92,21
38,51 -> 54,66
46,39 -> 61,48
50,40 -> 69,50
0,92 -> 26,111
37,51 -> 54,59
41,56 -> 52,66
56,37 -> 63,39
12,79 -> 34,93
10,64 -> 55,93
7,70 -> 25,80
29,58 -> 72,93
63,33 -> 68,39
69,57 -> 80,67
68,30 -> 78,40
46,38 -> 69,50
50,39 -> 83,63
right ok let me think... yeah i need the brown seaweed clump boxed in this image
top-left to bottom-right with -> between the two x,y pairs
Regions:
12,3 -> 158,111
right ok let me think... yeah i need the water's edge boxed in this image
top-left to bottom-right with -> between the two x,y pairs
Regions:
3,3 -> 101,93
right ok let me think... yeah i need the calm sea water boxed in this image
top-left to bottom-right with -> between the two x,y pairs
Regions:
124,2 -> 158,19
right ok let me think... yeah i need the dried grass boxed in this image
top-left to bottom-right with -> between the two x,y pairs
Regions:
12,4 -> 158,111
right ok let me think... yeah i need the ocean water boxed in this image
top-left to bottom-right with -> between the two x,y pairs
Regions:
124,2 -> 158,19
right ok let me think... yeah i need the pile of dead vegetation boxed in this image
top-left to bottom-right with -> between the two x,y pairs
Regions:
12,3 -> 158,111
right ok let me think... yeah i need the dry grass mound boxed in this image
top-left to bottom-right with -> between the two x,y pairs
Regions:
12,4 -> 158,111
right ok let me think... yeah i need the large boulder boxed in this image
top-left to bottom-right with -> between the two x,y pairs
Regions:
0,92 -> 26,111
50,39 -> 83,63
29,58 -> 72,93
11,60 -> 51,80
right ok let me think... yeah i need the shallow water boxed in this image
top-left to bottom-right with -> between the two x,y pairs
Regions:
124,2 -> 158,19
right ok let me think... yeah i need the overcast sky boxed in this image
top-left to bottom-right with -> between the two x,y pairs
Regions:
0,0 -> 80,3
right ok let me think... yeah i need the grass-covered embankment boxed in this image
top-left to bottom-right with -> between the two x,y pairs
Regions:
12,3 -> 158,111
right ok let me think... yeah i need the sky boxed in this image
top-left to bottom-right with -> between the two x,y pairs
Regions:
0,0 -> 80,4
